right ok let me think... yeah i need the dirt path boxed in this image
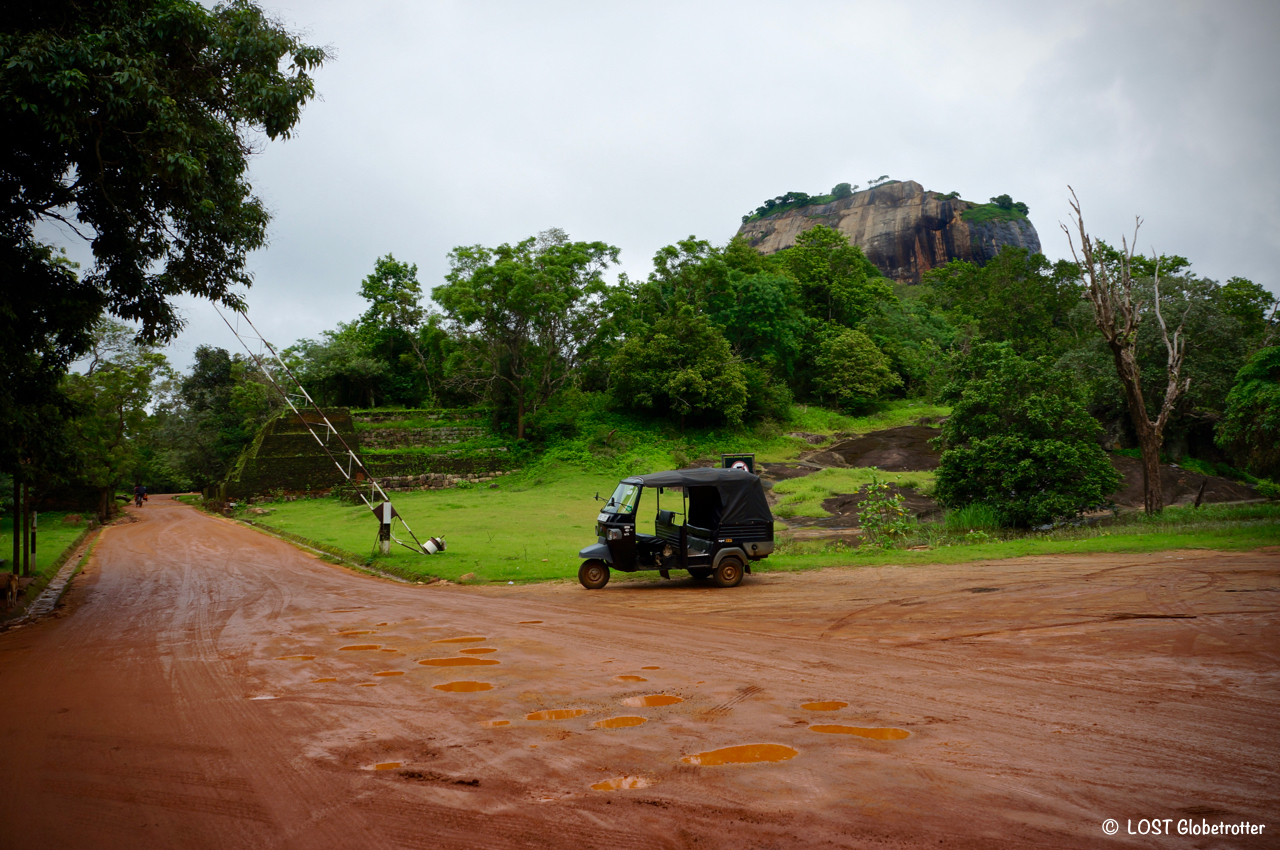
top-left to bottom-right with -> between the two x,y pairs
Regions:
1,495 -> 1277,848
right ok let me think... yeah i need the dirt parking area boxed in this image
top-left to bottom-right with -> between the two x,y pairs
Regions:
0,495 -> 1276,848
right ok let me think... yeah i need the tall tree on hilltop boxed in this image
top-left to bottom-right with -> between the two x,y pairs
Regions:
1064,189 -> 1190,514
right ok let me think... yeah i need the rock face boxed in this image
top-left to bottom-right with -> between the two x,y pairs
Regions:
735,180 -> 1041,282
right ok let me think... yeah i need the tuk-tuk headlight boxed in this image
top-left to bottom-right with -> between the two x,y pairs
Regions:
606,528 -> 622,541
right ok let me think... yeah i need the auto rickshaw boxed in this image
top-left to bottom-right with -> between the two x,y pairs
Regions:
577,467 -> 775,589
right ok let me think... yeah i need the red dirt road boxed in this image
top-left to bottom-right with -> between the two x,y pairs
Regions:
1,496 -> 1277,849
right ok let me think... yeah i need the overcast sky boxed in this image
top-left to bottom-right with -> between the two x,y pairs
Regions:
49,0 -> 1280,370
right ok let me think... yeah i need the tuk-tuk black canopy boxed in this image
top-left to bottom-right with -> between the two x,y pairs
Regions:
623,468 -> 772,526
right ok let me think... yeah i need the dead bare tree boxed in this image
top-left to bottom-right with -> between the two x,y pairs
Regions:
1062,188 -> 1190,514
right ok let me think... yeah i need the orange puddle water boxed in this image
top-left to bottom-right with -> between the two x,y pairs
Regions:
276,655 -> 315,661
311,678 -> 337,683
591,776 -> 651,791
337,630 -> 373,635
517,620 -> 542,624
622,694 -> 682,707
641,666 -> 661,670
526,708 -> 588,721
613,675 -> 647,682
802,701 -> 848,711
594,716 -> 647,729
810,725 -> 910,740
339,644 -> 381,651
356,683 -> 378,688
682,744 -> 798,766
373,671 -> 404,677
432,636 -> 487,644
434,681 -> 493,692
375,762 -> 400,770
458,647 -> 497,655
418,657 -> 500,667
379,648 -> 398,653
480,720 -> 510,727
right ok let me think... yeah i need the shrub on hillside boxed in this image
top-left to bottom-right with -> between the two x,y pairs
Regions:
934,343 -> 1122,526
814,328 -> 901,412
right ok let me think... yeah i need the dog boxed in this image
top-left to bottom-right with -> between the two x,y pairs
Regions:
0,573 -> 17,610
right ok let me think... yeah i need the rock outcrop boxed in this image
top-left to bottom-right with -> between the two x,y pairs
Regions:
735,180 -> 1041,282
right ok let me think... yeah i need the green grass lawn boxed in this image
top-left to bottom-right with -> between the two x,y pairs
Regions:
772,468 -> 936,518
1,512 -> 91,578
235,468 -> 1280,585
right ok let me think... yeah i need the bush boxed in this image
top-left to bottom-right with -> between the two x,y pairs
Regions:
945,503 -> 1003,531
814,328 -> 901,412
1217,346 -> 1280,479
934,343 -> 1122,526
1257,480 -> 1280,501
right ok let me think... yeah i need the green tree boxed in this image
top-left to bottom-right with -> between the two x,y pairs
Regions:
934,343 -> 1122,526
813,328 -> 901,411
924,248 -> 1083,358
1,0 -> 325,482
1217,346 -> 1280,479
62,321 -> 172,518
1219,277 -> 1277,342
436,229 -> 619,439
778,225 -> 894,326
610,306 -> 748,427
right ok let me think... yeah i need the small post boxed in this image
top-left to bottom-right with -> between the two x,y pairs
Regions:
378,522 -> 391,555
21,483 -> 31,577
11,476 -> 18,576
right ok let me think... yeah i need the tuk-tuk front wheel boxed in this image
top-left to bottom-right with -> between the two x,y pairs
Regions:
579,560 -> 610,590
712,555 -> 745,588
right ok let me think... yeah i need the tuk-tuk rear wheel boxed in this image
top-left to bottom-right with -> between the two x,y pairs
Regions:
579,559 -> 610,590
712,555 -> 745,588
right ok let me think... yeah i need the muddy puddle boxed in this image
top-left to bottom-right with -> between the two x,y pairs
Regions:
373,671 -> 404,677
339,644 -> 381,651
458,647 -> 497,655
802,701 -> 848,711
591,776 -> 651,791
479,720 -> 510,727
622,694 -> 682,707
641,666 -> 661,670
682,744 -> 798,765
594,716 -> 647,729
526,708 -> 588,721
311,678 -> 337,683
810,725 -> 910,740
337,630 -> 373,636
374,762 -> 401,770
432,636 -> 487,644
613,675 -> 647,682
434,681 -> 493,692
356,683 -> 378,688
419,657 -> 501,667
276,655 -> 315,661
517,620 -> 542,624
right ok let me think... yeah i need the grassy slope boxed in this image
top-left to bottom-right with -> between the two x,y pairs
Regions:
234,400 -> 1280,584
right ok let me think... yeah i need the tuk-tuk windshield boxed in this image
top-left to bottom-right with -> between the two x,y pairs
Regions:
602,482 -> 641,515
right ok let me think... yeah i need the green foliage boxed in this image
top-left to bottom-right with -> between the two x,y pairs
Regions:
935,343 -> 1122,526
777,225 -> 894,327
861,293 -> 958,397
814,328 -> 901,411
961,203 -> 1029,224
924,249 -> 1083,358
1217,346 -> 1280,479
1219,277 -> 1278,340
62,320 -> 174,515
1257,480 -> 1279,500
944,503 -> 1004,531
858,476 -> 914,548
1,0 -> 327,343
436,229 -> 619,439
610,307 -> 748,425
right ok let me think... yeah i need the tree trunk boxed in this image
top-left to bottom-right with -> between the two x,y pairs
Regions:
516,392 -> 525,441
1109,342 -> 1165,514
98,487 -> 112,525
11,477 -> 19,576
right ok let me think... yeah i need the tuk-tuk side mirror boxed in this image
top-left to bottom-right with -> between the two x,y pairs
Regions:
594,492 -> 601,502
